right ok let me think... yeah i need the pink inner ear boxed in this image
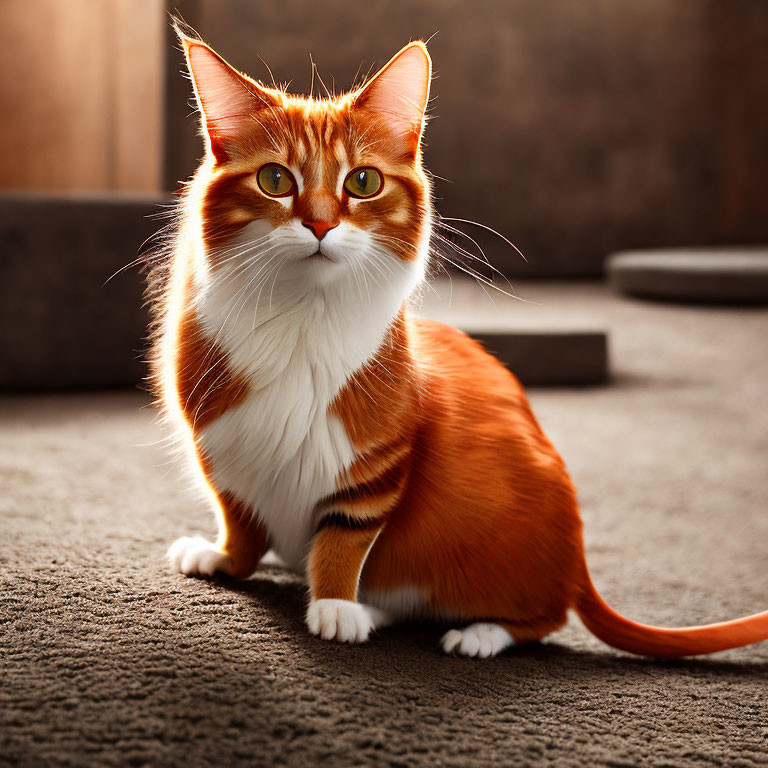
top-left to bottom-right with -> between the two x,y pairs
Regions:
357,45 -> 431,142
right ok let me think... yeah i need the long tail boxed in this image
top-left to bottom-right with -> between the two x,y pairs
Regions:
575,562 -> 768,658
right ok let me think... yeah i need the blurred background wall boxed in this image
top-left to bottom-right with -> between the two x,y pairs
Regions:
0,0 -> 164,193
1,0 -> 767,276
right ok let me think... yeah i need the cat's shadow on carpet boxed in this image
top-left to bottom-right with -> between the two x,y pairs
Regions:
208,566 -> 768,682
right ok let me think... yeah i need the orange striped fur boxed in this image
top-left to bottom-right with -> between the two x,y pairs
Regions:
155,28 -> 768,659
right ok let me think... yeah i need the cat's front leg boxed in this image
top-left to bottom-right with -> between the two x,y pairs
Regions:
305,514 -> 386,643
168,491 -> 268,579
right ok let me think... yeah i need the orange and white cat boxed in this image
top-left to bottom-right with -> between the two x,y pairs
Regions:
155,29 -> 768,658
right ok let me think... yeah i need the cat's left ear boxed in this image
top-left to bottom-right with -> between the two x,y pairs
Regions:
354,42 -> 432,155
179,32 -> 280,163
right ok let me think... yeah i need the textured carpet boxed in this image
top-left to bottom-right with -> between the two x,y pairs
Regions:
2,281 -> 767,767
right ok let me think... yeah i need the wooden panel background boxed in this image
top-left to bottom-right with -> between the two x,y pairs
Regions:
0,0 -> 164,192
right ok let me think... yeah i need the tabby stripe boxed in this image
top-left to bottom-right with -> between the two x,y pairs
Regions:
324,449 -> 410,508
346,439 -> 412,488
317,512 -> 386,532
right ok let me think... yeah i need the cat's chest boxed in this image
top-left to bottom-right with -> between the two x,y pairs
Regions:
199,379 -> 356,565
194,297 -> 360,565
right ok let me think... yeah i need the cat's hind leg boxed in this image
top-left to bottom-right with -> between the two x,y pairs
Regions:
441,623 -> 515,658
441,615 -> 565,658
168,491 -> 267,579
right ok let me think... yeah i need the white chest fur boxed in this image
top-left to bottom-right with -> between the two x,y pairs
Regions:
194,252 -> 422,567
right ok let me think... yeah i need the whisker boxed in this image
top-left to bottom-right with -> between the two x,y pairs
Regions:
432,231 -> 516,292
431,249 -> 529,303
268,261 -> 287,310
440,216 -> 528,263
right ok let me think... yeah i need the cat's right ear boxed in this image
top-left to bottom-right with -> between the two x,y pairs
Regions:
178,31 -> 279,163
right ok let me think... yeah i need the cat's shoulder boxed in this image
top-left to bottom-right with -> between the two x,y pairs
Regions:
405,311 -> 525,398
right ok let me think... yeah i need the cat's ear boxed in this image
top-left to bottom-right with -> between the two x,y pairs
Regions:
179,33 -> 279,162
354,42 -> 432,155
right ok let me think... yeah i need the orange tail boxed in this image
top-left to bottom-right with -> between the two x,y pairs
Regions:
576,563 -> 768,658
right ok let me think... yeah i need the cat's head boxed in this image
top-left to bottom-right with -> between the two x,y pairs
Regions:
180,31 -> 432,297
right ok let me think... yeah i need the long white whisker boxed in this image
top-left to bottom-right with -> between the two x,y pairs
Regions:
440,216 -> 528,263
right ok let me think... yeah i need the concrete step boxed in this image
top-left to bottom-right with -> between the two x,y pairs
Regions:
0,193 -> 163,390
418,278 -> 609,386
0,194 -> 609,389
467,330 -> 607,386
607,247 -> 768,304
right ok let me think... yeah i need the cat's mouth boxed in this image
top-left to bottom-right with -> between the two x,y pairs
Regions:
304,250 -> 335,263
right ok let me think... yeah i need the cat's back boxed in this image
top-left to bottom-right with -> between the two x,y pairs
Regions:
408,313 -> 529,407
407,312 -> 566,469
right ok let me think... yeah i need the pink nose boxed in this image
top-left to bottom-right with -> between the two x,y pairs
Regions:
302,220 -> 338,240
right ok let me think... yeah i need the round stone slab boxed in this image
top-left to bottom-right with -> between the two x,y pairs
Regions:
607,248 -> 768,304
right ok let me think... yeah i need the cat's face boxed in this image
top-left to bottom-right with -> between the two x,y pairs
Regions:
182,36 -> 432,293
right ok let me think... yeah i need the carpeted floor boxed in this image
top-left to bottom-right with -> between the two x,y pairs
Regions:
2,281 -> 767,767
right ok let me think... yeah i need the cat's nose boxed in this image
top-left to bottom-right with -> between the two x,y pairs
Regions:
301,220 -> 339,241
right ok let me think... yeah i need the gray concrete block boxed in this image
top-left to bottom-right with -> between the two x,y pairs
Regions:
0,193 -> 169,389
468,330 -> 608,386
0,195 -> 609,389
607,248 -> 768,304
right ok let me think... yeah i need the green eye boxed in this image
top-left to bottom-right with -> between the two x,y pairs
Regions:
344,167 -> 383,198
257,163 -> 294,197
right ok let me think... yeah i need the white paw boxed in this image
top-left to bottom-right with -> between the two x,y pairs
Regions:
258,549 -> 286,569
167,536 -> 234,578
441,622 -> 515,658
306,599 -> 374,643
